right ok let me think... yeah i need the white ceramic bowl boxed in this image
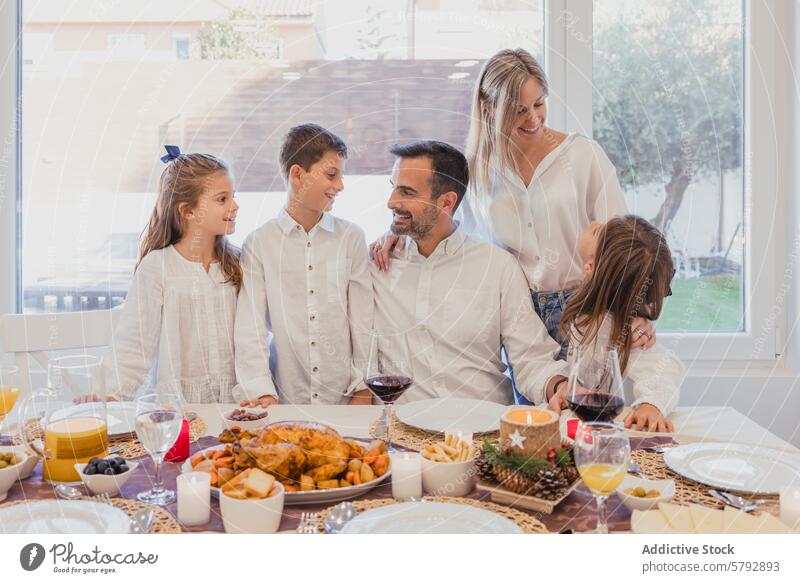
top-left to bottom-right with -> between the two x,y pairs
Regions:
421,456 -> 476,497
0,446 -> 38,502
222,408 -> 270,432
220,481 -> 285,534
616,475 -> 675,511
74,460 -> 139,497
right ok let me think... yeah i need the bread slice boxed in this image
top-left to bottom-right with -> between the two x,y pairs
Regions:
244,468 -> 276,499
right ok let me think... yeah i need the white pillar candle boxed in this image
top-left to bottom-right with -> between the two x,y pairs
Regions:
177,471 -> 211,526
780,486 -> 800,529
390,452 -> 422,501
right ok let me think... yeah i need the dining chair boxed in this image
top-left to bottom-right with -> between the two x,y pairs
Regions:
0,308 -> 121,398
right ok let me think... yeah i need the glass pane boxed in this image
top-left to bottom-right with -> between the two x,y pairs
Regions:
22,0 -> 543,313
592,0 -> 744,332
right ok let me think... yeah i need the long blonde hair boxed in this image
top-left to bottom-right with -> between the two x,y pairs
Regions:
139,151 -> 242,290
465,48 -> 549,208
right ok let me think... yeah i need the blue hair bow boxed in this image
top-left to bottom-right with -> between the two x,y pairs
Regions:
160,145 -> 182,163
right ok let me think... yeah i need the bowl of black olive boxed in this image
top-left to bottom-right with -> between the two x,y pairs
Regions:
74,456 -> 138,496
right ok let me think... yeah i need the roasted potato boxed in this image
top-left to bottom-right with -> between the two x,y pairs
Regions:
360,462 -> 375,483
300,474 -> 315,492
347,458 -> 363,473
316,479 -> 340,490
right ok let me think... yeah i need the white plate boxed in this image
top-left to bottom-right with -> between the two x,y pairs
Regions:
395,398 -> 507,434
47,401 -> 137,437
341,501 -> 522,534
663,443 -> 800,495
0,500 -> 131,534
183,442 -> 391,506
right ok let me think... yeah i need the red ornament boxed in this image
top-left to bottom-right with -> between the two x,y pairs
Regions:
547,447 -> 557,462
164,417 -> 190,462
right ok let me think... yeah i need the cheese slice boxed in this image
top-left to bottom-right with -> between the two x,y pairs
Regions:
722,506 -> 761,533
631,509 -> 676,534
688,503 -> 724,534
658,502 -> 694,533
753,512 -> 792,534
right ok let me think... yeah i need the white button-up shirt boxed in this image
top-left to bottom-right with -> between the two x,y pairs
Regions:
370,225 -> 568,405
460,133 -> 628,292
103,246 -> 239,403
235,210 -> 373,404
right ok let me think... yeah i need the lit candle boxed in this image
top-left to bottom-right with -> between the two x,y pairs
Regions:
177,471 -> 211,526
504,407 -> 553,425
780,486 -> 800,529
389,452 -> 422,501
500,406 -> 561,458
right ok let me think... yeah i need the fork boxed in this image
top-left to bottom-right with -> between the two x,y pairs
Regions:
90,492 -> 114,505
296,512 -> 317,534
627,460 -> 646,478
708,489 -> 764,513
640,446 -> 670,454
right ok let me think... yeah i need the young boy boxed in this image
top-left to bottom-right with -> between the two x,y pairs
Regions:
234,124 -> 373,406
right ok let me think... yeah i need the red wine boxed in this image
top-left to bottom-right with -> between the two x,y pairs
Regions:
567,393 -> 625,422
365,375 -> 413,404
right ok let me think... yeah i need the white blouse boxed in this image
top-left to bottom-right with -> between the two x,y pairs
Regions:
567,315 -> 683,416
103,246 -> 240,403
460,133 -> 628,292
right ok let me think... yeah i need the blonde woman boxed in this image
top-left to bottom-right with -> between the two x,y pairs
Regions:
372,49 -> 655,402
102,146 -> 257,404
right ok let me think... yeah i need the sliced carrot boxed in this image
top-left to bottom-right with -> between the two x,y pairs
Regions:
190,452 -> 205,467
214,456 -> 234,468
362,449 -> 381,465
209,470 -> 218,486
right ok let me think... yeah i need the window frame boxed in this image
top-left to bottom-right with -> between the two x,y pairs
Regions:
0,0 -> 786,366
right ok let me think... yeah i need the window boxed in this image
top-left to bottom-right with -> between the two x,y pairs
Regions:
20,0 -> 544,313
8,0 -> 782,363
592,0 -> 744,334
173,35 -> 191,60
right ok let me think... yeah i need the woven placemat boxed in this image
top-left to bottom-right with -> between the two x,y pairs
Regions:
16,414 -> 208,460
631,448 -> 780,515
0,497 -> 182,533
310,496 -> 548,534
369,413 -> 499,452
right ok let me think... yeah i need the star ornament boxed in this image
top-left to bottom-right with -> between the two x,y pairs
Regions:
509,429 -> 526,448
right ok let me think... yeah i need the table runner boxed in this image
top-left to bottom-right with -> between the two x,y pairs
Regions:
4,435 -> 678,533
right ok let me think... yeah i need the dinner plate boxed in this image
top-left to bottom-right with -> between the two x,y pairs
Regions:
183,441 -> 391,506
47,401 -> 138,437
341,501 -> 523,534
0,500 -> 130,534
395,398 -> 507,434
663,442 -> 800,495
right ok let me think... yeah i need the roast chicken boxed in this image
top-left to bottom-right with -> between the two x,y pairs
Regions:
220,422 -> 352,483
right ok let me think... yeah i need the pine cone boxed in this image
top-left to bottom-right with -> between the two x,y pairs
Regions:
494,466 -> 534,496
532,466 -> 569,501
474,449 -> 495,482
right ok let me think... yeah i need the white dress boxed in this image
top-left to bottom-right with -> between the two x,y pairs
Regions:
460,133 -> 628,292
103,245 -> 240,403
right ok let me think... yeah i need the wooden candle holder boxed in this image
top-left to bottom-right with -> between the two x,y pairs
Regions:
499,407 -> 561,459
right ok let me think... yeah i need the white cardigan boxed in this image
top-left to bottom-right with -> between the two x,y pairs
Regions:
103,246 -> 241,403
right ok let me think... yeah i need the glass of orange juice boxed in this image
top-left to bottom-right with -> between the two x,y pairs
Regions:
17,355 -> 108,483
574,422 -> 630,533
0,365 -> 20,422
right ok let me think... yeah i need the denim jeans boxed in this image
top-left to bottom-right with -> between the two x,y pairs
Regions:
510,288 -> 576,405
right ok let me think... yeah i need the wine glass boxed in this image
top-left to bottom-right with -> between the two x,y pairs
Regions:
566,347 -> 625,423
574,422 -> 630,533
0,365 -> 20,424
135,392 -> 184,505
364,330 -> 414,453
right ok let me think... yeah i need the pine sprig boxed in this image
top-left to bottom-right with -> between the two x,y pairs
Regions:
481,439 -> 574,478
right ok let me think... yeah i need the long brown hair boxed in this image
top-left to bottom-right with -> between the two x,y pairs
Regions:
560,215 -> 674,373
139,152 -> 242,290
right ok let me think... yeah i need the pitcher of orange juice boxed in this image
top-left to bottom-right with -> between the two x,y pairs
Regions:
18,355 -> 109,483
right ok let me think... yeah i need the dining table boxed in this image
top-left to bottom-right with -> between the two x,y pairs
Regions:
2,404 -> 798,534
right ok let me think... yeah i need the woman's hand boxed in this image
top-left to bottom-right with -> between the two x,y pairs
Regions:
631,317 -> 656,349
547,382 -> 569,413
239,395 -> 278,408
369,234 -> 404,272
624,403 -> 674,432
